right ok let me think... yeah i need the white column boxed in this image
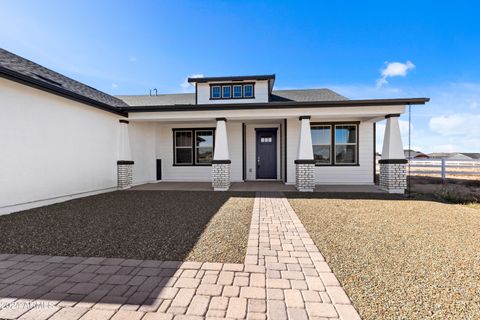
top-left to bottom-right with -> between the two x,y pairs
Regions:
213,118 -> 229,160
119,120 -> 132,161
297,116 -> 314,160
381,115 -> 405,160
379,114 -> 407,194
295,116 -> 315,192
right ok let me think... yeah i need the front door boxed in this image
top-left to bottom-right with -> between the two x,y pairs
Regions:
256,128 -> 277,179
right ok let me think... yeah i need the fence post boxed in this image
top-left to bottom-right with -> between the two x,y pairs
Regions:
441,158 -> 446,181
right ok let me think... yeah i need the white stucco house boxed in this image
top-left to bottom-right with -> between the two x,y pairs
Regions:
0,48 -> 429,213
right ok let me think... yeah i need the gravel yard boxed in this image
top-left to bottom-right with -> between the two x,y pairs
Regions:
0,191 -> 254,263
287,193 -> 480,320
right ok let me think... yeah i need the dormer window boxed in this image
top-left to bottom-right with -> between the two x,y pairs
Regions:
210,83 -> 255,100
211,86 -> 221,99
222,85 -> 231,98
244,84 -> 253,98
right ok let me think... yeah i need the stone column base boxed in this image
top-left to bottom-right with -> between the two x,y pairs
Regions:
379,159 -> 407,194
295,160 -> 315,192
117,160 -> 134,189
212,160 -> 231,191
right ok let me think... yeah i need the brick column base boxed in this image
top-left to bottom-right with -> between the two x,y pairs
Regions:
379,160 -> 407,194
117,161 -> 134,189
295,160 -> 315,192
212,160 -> 231,191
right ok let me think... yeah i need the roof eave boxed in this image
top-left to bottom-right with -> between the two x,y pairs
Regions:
187,74 -> 276,83
0,66 -> 127,117
121,97 -> 430,112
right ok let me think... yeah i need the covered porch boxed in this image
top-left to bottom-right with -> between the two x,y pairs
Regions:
129,181 -> 385,193
117,104 -> 409,193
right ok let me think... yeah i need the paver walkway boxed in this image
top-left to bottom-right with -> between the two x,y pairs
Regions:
0,192 -> 360,319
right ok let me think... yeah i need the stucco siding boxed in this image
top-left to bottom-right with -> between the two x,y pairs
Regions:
0,78 -> 120,210
129,122 -> 156,185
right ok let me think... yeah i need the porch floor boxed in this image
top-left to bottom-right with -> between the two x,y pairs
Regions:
130,181 -> 385,193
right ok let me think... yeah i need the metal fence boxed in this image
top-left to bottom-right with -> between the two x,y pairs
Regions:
407,159 -> 480,179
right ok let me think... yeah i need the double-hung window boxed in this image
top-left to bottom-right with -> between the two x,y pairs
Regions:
311,123 -> 358,165
334,125 -> 357,164
311,125 -> 331,164
174,129 -> 215,165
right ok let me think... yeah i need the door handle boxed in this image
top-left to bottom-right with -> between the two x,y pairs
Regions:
257,157 -> 260,167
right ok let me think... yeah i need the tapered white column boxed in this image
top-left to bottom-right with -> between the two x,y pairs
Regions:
117,119 -> 133,189
379,114 -> 407,193
212,118 -> 231,191
295,116 -> 315,192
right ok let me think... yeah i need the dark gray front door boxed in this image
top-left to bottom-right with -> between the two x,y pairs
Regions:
256,128 -> 277,179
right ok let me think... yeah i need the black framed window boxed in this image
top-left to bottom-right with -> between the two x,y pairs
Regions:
210,83 -> 255,99
211,86 -> 221,99
335,125 -> 357,164
311,123 -> 358,165
195,130 -> 214,164
173,129 -> 215,165
311,125 -> 331,164
174,131 -> 193,165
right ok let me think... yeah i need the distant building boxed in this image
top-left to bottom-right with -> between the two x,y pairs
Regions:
404,149 -> 429,159
427,153 -> 480,160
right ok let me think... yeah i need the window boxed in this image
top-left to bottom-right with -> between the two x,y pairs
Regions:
210,83 -> 255,99
335,125 -> 357,164
174,131 -> 193,165
233,85 -> 242,98
222,86 -> 231,98
311,123 -> 358,165
195,130 -> 214,164
244,84 -> 253,97
211,86 -> 221,99
173,129 -> 215,165
311,125 -> 331,164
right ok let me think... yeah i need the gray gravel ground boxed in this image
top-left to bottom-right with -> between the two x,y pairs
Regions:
0,191 -> 254,263
287,193 -> 480,320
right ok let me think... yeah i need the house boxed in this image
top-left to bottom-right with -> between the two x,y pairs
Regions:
404,149 -> 429,159
0,48 -> 429,213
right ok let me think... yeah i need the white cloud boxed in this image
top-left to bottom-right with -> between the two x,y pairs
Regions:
180,74 -> 204,93
376,61 -> 415,87
429,114 -> 480,137
111,83 -> 118,88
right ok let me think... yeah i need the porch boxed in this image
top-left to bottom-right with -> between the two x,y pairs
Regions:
118,105 -> 408,193
129,181 -> 385,193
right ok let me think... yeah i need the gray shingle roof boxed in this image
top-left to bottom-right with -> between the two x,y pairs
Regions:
117,89 -> 347,107
0,48 -> 128,108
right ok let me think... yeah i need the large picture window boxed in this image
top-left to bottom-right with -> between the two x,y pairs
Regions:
174,129 -> 215,165
311,123 -> 358,165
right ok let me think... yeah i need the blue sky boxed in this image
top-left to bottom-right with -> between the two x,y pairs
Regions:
1,0 -> 479,152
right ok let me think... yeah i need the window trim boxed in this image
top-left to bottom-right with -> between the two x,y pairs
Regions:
173,128 -> 216,166
209,83 -> 255,100
311,122 -> 360,166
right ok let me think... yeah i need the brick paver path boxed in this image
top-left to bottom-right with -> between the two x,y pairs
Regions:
0,192 -> 360,319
